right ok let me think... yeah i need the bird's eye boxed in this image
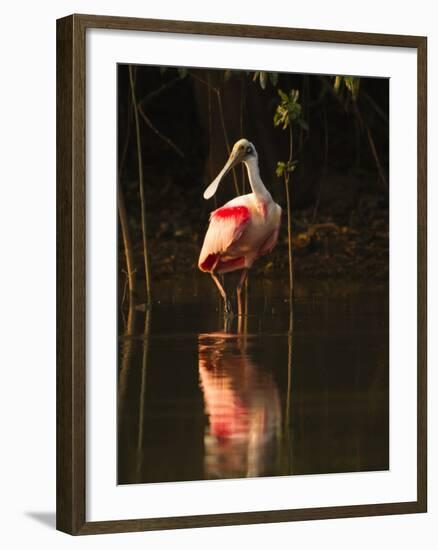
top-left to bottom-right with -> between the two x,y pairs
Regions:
246,146 -> 252,155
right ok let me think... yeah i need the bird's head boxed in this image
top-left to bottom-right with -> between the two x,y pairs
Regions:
203,139 -> 257,200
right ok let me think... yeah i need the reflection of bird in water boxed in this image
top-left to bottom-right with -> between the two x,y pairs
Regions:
198,333 -> 281,480
198,139 -> 282,317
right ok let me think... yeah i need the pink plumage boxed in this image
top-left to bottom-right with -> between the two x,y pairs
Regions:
198,196 -> 281,275
199,205 -> 250,273
198,138 -> 282,315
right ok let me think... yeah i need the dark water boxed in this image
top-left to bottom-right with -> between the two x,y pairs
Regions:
117,278 -> 389,484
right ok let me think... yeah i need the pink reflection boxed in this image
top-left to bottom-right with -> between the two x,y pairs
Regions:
198,333 -> 281,479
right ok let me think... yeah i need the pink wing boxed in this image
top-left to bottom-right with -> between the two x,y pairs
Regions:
198,205 -> 250,272
257,224 -> 281,257
257,206 -> 282,258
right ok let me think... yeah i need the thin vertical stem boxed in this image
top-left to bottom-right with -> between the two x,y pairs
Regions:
118,188 -> 136,297
284,179 -> 293,304
285,124 -> 294,310
207,79 -> 217,211
129,65 -> 152,305
353,101 -> 387,189
365,124 -> 388,188
118,192 -> 136,302
118,92 -> 137,300
189,69 -> 239,197
136,308 -> 151,478
239,76 -> 249,317
286,333 -> 293,426
240,76 -> 246,195
354,115 -> 361,170
244,274 -> 249,327
118,300 -> 137,404
312,107 -> 329,223
285,328 -> 293,472
216,89 -> 240,196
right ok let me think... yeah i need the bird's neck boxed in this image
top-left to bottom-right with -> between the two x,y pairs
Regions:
244,157 -> 271,202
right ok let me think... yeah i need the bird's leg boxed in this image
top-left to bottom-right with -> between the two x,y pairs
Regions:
236,268 -> 248,318
211,272 -> 233,317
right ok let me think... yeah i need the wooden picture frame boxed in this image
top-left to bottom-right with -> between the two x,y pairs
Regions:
56,13 -> 427,535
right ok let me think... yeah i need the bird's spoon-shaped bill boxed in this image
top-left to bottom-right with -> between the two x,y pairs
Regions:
203,153 -> 239,200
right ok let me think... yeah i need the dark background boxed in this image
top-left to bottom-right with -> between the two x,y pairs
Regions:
117,65 -> 389,298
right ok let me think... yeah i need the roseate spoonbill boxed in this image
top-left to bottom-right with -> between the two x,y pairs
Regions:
198,139 -> 282,316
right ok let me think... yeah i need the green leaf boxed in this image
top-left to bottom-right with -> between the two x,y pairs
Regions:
269,72 -> 279,87
276,160 -> 298,177
177,67 -> 188,78
259,71 -> 267,90
333,75 -> 360,100
291,89 -> 300,103
276,161 -> 286,177
273,111 -> 283,127
278,89 -> 288,102
224,69 -> 233,82
344,76 -> 360,101
274,88 -> 306,131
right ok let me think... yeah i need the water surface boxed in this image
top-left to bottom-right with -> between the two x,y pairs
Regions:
118,278 -> 388,484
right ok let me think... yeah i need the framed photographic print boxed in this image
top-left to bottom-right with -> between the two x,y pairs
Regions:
56,14 -> 427,535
